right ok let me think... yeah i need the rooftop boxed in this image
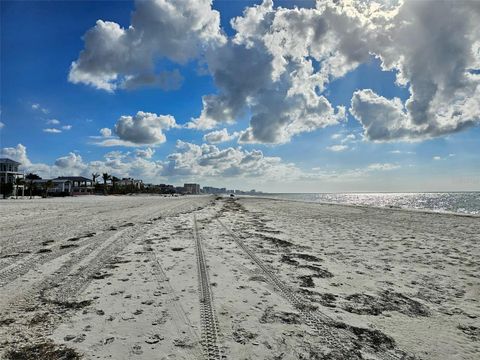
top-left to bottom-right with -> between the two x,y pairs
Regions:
55,176 -> 92,182
0,158 -> 21,165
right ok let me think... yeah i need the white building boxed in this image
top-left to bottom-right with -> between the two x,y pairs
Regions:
184,183 -> 200,194
0,158 -> 25,197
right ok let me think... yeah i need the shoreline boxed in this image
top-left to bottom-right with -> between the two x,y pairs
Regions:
252,194 -> 480,218
2,192 -> 479,217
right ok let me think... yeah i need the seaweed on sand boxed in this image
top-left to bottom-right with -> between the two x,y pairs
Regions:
5,341 -> 82,360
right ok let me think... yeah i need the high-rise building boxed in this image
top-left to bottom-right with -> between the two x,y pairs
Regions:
184,183 -> 200,194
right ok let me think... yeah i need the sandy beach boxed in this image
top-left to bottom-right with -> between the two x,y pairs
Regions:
0,195 -> 478,359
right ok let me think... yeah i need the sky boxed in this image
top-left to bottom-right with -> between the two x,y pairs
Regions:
1,0 -> 479,192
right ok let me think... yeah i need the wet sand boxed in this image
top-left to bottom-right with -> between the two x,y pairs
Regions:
0,195 -> 479,359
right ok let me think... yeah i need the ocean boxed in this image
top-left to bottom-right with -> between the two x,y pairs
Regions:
261,192 -> 480,215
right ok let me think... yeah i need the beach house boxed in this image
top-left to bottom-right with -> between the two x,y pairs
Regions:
32,178 -> 72,196
54,176 -> 94,195
0,158 -> 25,197
117,177 -> 143,190
31,176 -> 93,196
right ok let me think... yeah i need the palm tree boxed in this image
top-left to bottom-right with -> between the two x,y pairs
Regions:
14,176 -> 24,199
102,173 -> 111,195
92,172 -> 99,184
25,173 -> 41,199
44,180 -> 53,198
111,176 -> 120,193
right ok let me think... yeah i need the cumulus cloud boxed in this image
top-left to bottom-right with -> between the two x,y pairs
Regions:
69,0 -> 480,144
161,140 -> 301,180
69,0 -> 224,91
47,119 -> 60,125
2,142 -> 301,184
349,0 -> 480,141
201,0 -> 480,142
55,152 -> 87,172
0,144 -> 51,177
122,70 -> 184,91
189,1 -> 349,143
203,128 -> 238,143
100,128 -> 112,137
92,111 -> 177,147
1,143 -> 162,180
1,143 -> 404,189
135,147 -> 155,159
62,125 -> 72,130
1,144 -> 31,165
114,111 -> 177,145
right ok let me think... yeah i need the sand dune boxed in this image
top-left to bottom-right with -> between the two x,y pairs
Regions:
0,196 -> 478,359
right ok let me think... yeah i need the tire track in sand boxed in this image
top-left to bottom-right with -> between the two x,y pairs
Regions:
216,218 -> 406,360
193,215 -> 223,360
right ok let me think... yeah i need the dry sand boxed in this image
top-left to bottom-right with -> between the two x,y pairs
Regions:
0,195 -> 478,359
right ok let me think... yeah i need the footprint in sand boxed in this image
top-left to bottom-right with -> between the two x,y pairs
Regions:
131,344 -> 143,355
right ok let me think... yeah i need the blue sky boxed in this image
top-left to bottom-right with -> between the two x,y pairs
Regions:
1,0 -> 479,192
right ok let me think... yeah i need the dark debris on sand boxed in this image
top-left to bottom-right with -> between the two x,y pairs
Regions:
458,324 -> 480,341
260,306 -> 302,324
5,342 -> 82,360
342,290 -> 430,317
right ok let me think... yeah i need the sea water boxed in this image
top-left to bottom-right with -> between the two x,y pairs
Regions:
263,192 -> 480,215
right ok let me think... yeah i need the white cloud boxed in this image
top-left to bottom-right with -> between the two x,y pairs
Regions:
69,0 -> 480,145
32,103 -> 49,114
188,1 -> 349,143
349,0 -> 480,141
100,128 -> 112,137
1,143 -> 161,180
326,144 -> 348,152
0,121 -> 4,130
341,134 -> 356,143
205,0 -> 479,142
135,147 -> 155,159
161,140 -> 301,180
62,125 -> 72,130
93,139 -> 141,147
69,0 -> 225,91
114,111 -> 177,145
433,156 -> 442,161
55,152 -> 87,172
43,128 -> 62,133
367,163 -> 400,171
1,143 -> 406,189
389,150 -> 415,155
1,144 -> 31,165
0,144 -> 51,177
203,128 -> 238,143
47,119 -> 60,125
91,112 -> 178,147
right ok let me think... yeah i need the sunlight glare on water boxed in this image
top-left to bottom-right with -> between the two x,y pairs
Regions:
265,192 -> 480,215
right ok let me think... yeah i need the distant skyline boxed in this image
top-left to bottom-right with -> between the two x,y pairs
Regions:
1,0 -> 479,192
